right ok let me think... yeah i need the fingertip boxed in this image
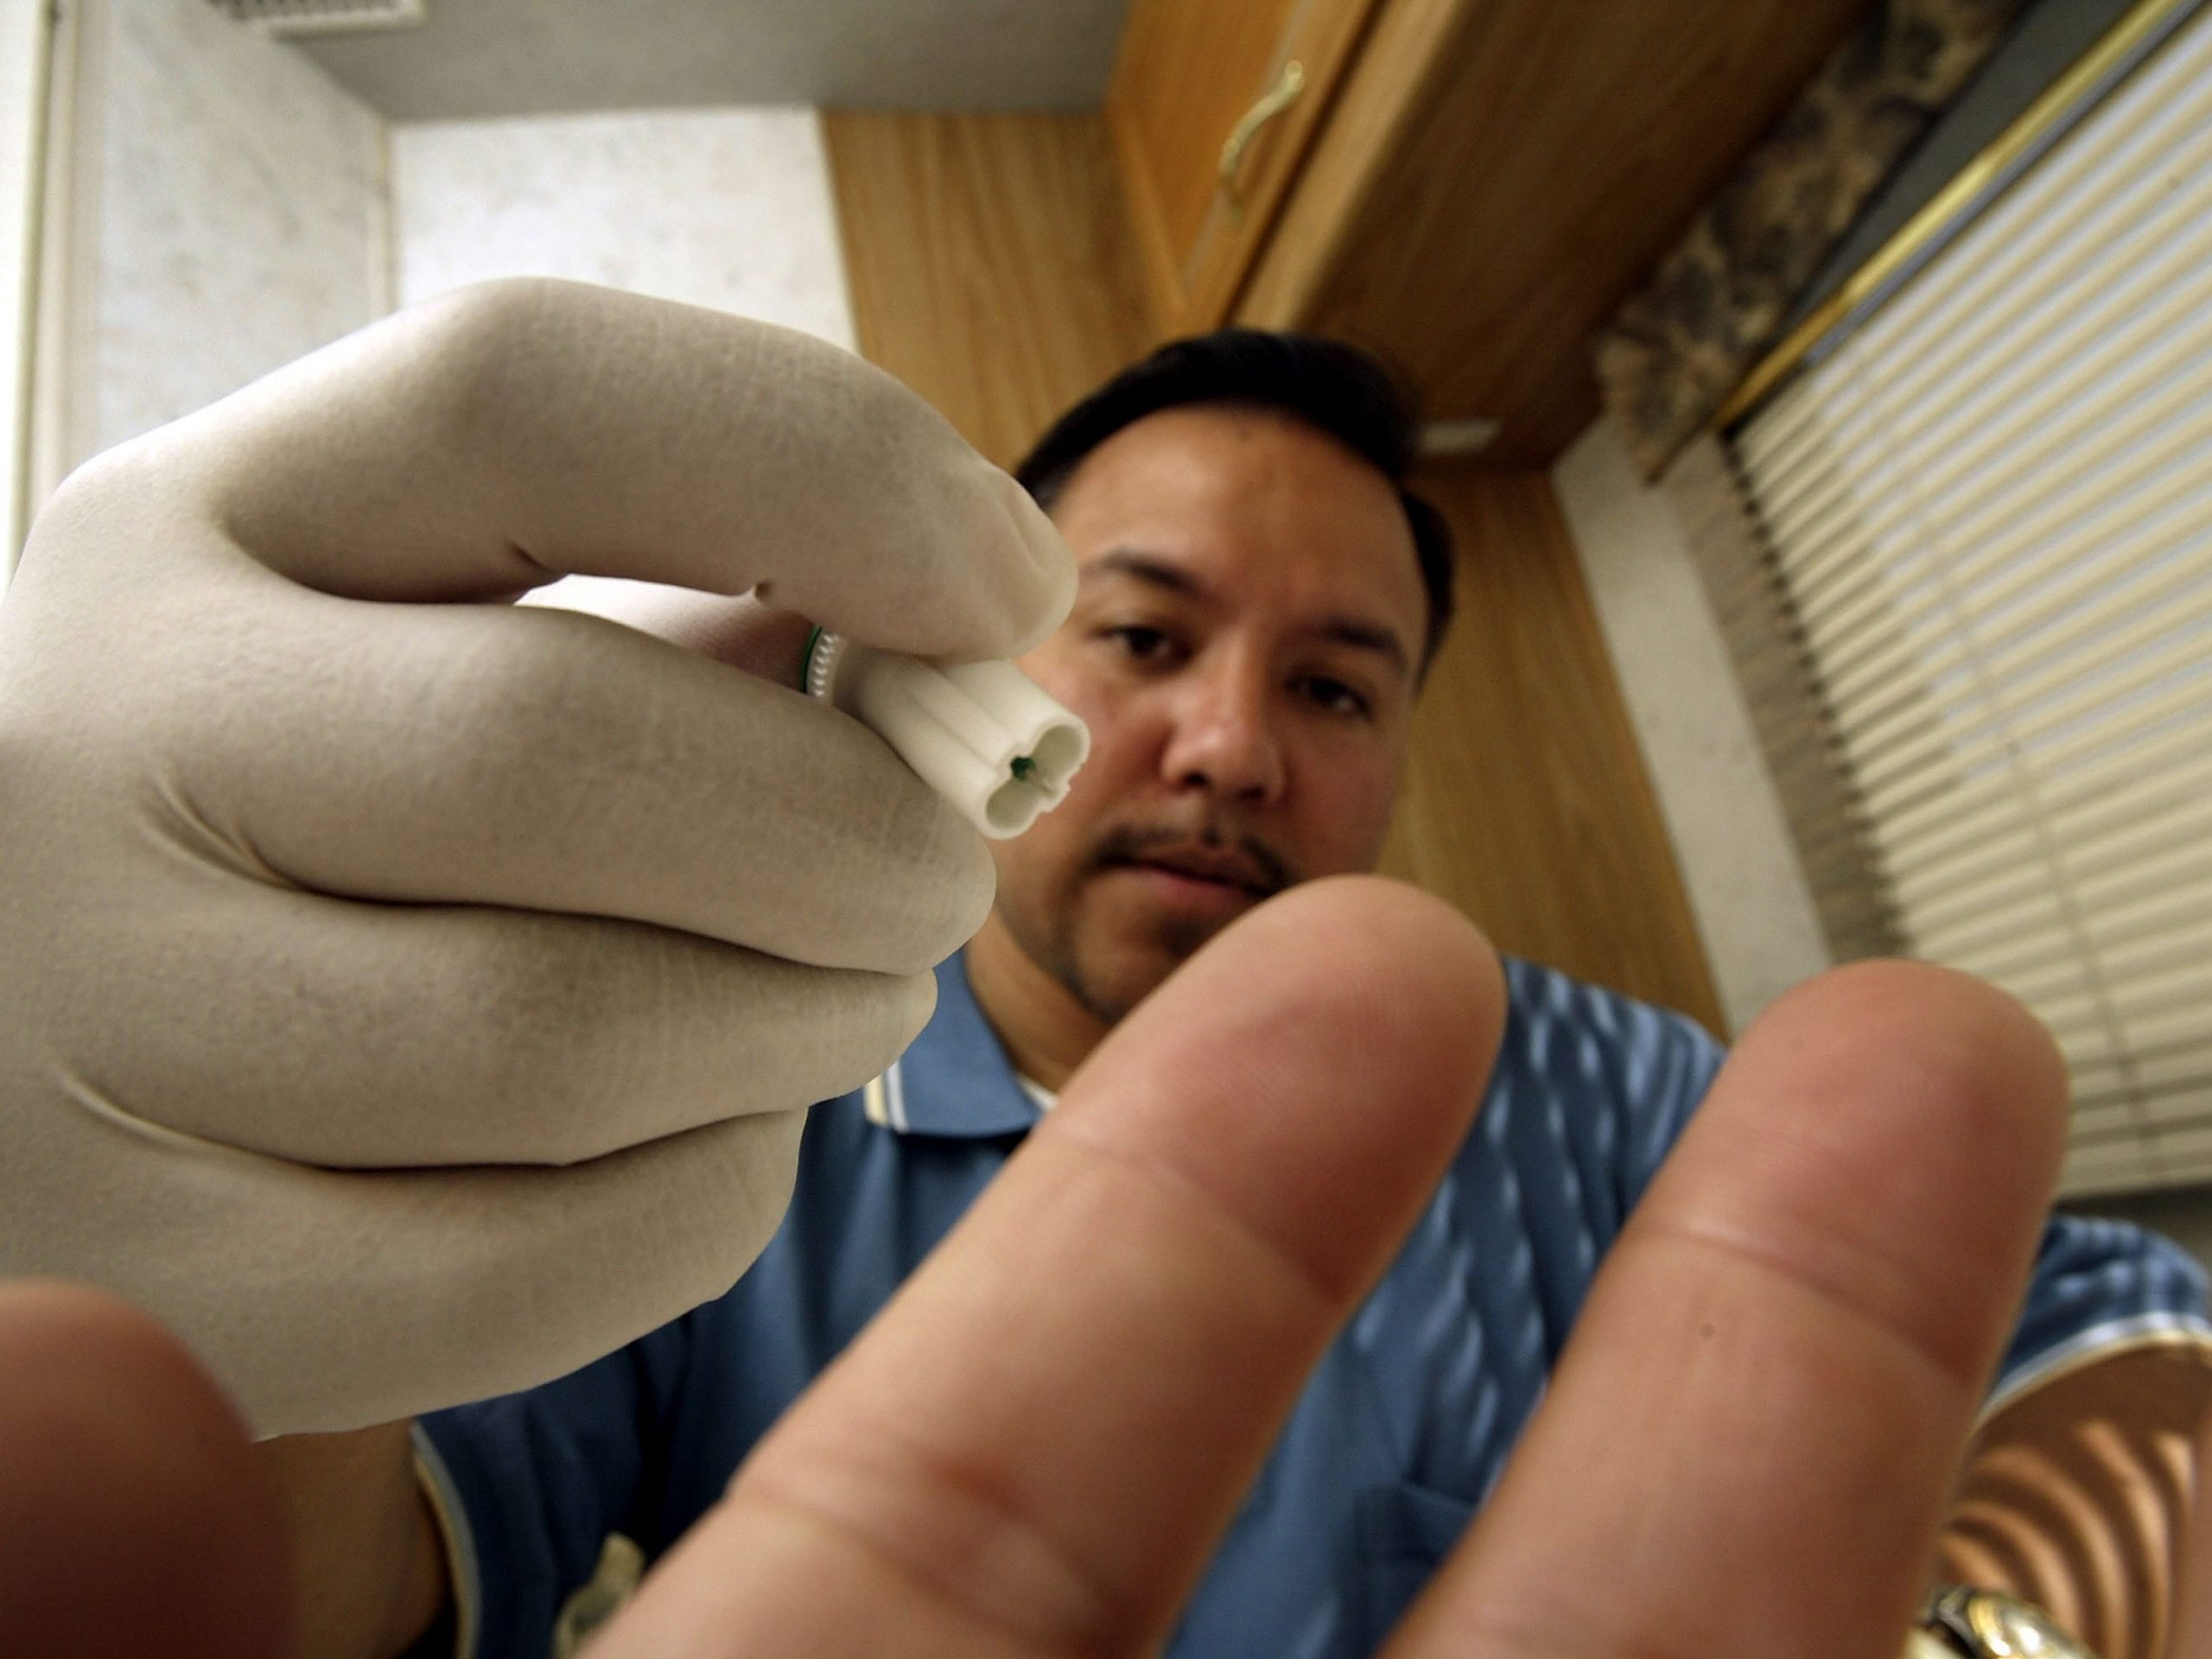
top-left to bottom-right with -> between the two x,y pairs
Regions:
992,472 -> 1079,660
1749,958 -> 2071,1185
1250,875 -> 1502,1002
0,1281 -> 290,1659
951,821 -> 1001,947
1227,875 -> 1505,1086
895,967 -> 940,1053
873,803 -> 997,980
1058,875 -> 1503,1301
881,459 -> 1078,664
1398,959 -> 2073,1659
1661,958 -> 2070,1391
792,452 -> 1071,665
0,1280 -> 264,1466
629,880 -> 1506,1659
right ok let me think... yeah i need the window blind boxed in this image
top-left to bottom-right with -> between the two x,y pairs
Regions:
1729,2 -> 2212,1198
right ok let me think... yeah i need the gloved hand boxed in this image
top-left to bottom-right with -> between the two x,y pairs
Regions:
0,279 -> 1075,1435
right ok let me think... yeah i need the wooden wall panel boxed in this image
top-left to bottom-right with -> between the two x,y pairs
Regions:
822,111 -> 1157,472
1382,468 -> 1727,1033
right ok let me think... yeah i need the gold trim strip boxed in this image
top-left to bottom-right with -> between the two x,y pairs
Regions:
1713,0 -> 2204,431
1975,1325 -> 2212,1428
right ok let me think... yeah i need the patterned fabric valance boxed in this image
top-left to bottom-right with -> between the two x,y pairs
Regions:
1594,0 -> 2027,478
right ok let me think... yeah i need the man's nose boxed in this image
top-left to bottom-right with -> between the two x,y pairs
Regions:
1159,659 -> 1287,805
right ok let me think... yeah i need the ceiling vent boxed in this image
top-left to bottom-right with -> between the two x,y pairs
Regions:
207,0 -> 428,37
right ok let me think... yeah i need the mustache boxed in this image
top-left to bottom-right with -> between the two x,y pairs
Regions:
1090,823 -> 1298,896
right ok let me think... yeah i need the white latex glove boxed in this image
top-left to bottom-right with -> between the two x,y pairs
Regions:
0,279 -> 1075,1435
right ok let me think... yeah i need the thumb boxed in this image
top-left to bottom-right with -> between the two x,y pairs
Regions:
103,278 -> 1073,661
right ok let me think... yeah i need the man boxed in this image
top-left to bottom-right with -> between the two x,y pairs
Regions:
404,331 -> 2208,1656
1,287 -> 2205,1658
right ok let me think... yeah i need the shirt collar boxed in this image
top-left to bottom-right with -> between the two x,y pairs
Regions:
878,949 -> 1043,1138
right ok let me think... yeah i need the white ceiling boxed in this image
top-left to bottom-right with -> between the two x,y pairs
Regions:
286,0 -> 1131,120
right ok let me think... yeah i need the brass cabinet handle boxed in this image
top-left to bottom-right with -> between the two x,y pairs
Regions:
1217,59 -> 1306,224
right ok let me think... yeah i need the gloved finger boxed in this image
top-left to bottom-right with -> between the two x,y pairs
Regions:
60,879 -> 935,1167
126,277 -> 1073,663
589,877 -> 1506,1659
18,1102 -> 808,1436
1381,962 -> 2069,1659
126,569 -> 993,976
0,1281 -> 289,1658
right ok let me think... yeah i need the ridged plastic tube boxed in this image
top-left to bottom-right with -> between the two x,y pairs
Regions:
802,629 -> 1090,839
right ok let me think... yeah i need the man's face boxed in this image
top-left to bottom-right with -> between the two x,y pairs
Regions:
990,404 -> 1430,1025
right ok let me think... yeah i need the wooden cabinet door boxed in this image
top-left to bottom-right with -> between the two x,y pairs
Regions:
1108,0 -> 1383,339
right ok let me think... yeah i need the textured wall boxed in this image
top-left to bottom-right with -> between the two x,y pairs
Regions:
89,0 -> 386,459
390,108 -> 853,350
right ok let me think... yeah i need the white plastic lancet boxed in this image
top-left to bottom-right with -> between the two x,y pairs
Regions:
802,629 -> 1090,839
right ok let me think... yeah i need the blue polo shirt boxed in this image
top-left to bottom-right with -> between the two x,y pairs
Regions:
418,952 -> 2211,1657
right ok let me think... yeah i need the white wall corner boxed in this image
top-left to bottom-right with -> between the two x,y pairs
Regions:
1551,416 -> 1831,1033
15,0 -> 101,543
0,0 -> 49,573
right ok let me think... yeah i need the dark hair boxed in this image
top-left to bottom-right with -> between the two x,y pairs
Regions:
1014,329 -> 1455,671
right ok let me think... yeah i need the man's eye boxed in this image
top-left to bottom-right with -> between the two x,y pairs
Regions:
1104,626 -> 1179,663
1301,676 -> 1372,719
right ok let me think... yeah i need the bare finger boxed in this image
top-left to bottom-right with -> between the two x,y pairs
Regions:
0,1281 -> 288,1657
1386,961 -> 2069,1659
592,876 -> 1506,1657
